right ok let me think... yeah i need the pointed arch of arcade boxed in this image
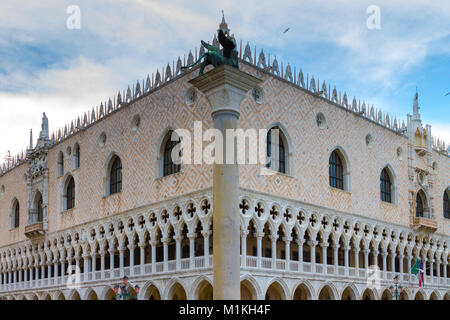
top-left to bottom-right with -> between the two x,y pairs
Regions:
139,280 -> 162,300
53,291 -> 66,300
399,289 -> 409,300
317,282 -> 339,300
340,284 -> 360,300
29,293 -> 39,300
83,287 -> 99,300
190,275 -> 213,300
40,292 -> 52,300
361,287 -> 378,300
67,289 -> 81,300
264,278 -> 289,300
164,278 -> 187,300
429,290 -> 441,300
414,288 -> 426,300
100,286 -> 117,300
240,274 -> 262,300
291,280 -> 315,300
380,288 -> 392,300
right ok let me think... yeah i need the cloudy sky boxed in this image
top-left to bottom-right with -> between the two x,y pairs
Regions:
0,0 -> 449,162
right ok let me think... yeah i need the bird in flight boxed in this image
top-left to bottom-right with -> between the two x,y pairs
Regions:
283,28 -> 290,34
445,92 -> 450,96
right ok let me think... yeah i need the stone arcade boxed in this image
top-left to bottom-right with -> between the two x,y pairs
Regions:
0,17 -> 449,300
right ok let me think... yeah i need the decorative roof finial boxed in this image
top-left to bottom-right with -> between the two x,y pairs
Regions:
29,129 -> 33,150
413,90 -> 420,119
219,10 -> 230,34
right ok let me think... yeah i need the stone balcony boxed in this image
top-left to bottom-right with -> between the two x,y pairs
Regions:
410,216 -> 438,232
24,222 -> 45,238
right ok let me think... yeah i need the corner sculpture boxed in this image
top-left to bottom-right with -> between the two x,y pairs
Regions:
182,13 -> 239,75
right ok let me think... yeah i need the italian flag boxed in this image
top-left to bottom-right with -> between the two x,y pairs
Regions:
411,258 -> 424,287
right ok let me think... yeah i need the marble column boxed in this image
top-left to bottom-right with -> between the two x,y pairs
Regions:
381,251 -> 387,279
298,239 -> 304,272
309,241 -> 317,273
109,249 -> 115,271
354,248 -> 360,275
119,247 -> 125,276
139,243 -> 146,274
188,235 -> 195,270
256,233 -> 263,269
203,231 -> 210,267
129,245 -> 135,275
174,237 -> 181,270
190,65 -> 261,300
271,235 -> 277,270
333,244 -> 339,275
399,255 -> 404,281
100,251 -> 105,278
285,238 -> 291,271
344,246 -> 350,276
321,243 -> 327,271
241,231 -> 248,268
162,239 -> 168,272
150,241 -> 156,273
363,249 -> 369,271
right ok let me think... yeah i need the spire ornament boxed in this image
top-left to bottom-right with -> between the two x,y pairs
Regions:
181,12 -> 238,75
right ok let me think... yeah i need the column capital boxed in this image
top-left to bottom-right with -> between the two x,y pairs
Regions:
149,240 -> 158,247
138,242 -> 147,248
270,234 -> 278,243
189,65 -> 262,116
201,231 -> 211,238
307,240 -> 318,247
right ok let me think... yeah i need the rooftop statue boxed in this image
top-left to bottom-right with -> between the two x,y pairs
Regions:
182,11 -> 239,75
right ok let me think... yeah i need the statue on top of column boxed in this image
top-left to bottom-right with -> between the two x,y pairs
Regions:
181,11 -> 239,75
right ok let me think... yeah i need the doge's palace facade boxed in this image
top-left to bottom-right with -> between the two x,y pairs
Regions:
0,20 -> 449,300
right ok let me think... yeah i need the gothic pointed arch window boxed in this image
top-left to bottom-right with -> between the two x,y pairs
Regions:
109,156 -> 122,195
415,190 -> 428,218
11,199 -> 20,229
444,189 -> 450,219
33,192 -> 43,224
57,151 -> 64,177
65,176 -> 75,210
73,143 -> 80,170
266,126 -> 288,174
329,150 -> 344,190
161,130 -> 181,177
380,167 -> 393,203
